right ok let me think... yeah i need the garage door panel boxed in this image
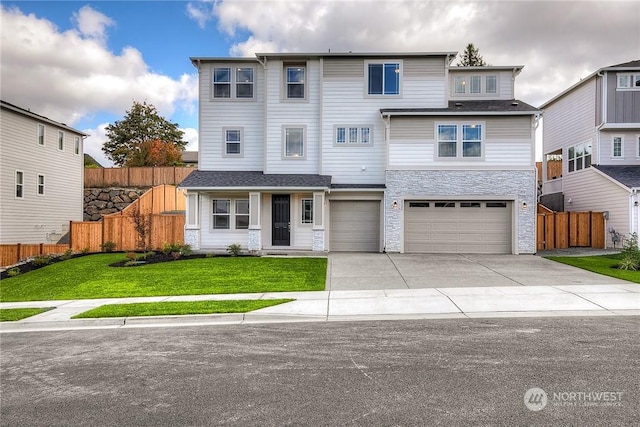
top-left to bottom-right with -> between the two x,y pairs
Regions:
330,201 -> 380,252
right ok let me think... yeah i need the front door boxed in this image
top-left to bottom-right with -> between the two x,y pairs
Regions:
272,195 -> 290,246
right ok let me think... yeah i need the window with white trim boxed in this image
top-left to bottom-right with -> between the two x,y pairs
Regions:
285,66 -> 305,99
367,62 -> 400,95
301,199 -> 313,224
58,131 -> 64,151
437,123 -> 484,159
486,76 -> 497,93
213,66 -> 255,99
637,135 -> 640,157
470,76 -> 481,94
567,141 -> 592,173
617,74 -> 640,89
74,136 -> 80,155
236,67 -> 254,98
15,171 -> 24,198
613,136 -> 623,157
335,126 -> 372,145
213,67 -> 231,98
454,76 -> 466,94
37,124 -> 45,146
235,199 -> 249,229
212,199 -> 231,229
223,128 -> 243,157
284,127 -> 305,158
37,174 -> 45,195
212,199 -> 249,230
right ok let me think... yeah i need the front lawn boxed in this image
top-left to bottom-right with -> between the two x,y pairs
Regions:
546,254 -> 640,284
0,307 -> 53,322
0,254 -> 327,302
72,299 -> 293,318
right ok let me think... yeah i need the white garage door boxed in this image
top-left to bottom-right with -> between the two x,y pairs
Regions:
404,201 -> 512,254
330,201 -> 380,252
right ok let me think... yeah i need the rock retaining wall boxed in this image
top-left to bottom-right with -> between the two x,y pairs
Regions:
83,188 -> 147,221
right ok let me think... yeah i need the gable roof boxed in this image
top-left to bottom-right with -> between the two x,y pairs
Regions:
179,170 -> 332,190
380,99 -> 539,116
593,165 -> 640,189
1,100 -> 89,136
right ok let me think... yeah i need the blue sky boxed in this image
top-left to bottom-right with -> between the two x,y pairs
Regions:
1,1 -> 638,166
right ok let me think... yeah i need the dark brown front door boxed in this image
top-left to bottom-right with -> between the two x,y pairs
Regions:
272,195 -> 290,246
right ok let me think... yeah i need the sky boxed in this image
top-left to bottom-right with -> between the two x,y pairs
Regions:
1,0 -> 639,166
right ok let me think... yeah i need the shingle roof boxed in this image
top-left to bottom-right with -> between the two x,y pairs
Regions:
179,170 -> 332,189
593,165 -> 640,189
1,100 -> 89,136
331,184 -> 386,189
380,100 -> 539,115
606,60 -> 640,69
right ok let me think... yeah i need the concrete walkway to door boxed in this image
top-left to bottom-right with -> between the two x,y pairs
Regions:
326,253 -> 634,290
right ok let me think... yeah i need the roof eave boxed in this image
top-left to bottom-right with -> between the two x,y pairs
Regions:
380,110 -> 540,116
178,186 -> 330,191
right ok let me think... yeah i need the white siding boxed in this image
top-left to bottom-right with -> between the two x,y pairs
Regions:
198,193 -> 249,249
598,130 -> 640,165
198,62 -> 265,171
0,107 -> 84,243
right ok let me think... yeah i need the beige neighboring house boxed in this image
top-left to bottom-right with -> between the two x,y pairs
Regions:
181,150 -> 199,167
0,100 -> 88,243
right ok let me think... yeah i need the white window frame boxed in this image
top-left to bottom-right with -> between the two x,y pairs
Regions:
617,73 -> 640,90
469,76 -> 481,94
235,199 -> 249,229
485,75 -> 497,94
212,199 -> 231,229
365,60 -> 402,97
212,198 -> 249,231
282,126 -> 306,159
454,76 -> 466,94
212,65 -> 256,100
37,123 -> 45,146
222,127 -> 243,157
15,170 -> 24,199
636,135 -> 640,157
235,67 -> 254,99
58,130 -> 64,151
37,174 -> 45,196
284,64 -> 306,100
436,122 -> 485,160
187,193 -> 199,226
334,125 -> 372,146
567,141 -> 592,173
74,136 -> 80,155
301,198 -> 313,224
612,135 -> 624,158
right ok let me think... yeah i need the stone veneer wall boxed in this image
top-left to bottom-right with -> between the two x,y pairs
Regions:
385,170 -> 537,254
83,188 -> 147,221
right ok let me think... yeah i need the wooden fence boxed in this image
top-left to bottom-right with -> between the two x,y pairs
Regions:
1,244 -> 70,268
536,211 -> 605,250
85,167 -> 194,188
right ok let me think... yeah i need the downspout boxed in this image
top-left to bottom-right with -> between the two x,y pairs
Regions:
596,70 -> 606,165
256,55 -> 268,173
381,112 -> 391,252
631,189 -> 639,235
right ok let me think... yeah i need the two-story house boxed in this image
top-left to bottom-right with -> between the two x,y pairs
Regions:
180,52 -> 539,254
540,60 -> 640,246
0,100 -> 87,243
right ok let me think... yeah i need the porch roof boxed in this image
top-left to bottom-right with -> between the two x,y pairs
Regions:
593,165 -> 640,189
380,99 -> 539,116
178,170 -> 332,190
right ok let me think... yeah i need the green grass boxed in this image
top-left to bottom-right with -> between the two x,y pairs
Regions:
546,254 -> 640,284
72,299 -> 294,319
0,254 -> 327,302
0,307 -> 53,322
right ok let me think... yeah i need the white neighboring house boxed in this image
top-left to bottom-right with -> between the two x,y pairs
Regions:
540,60 -> 640,247
181,52 -> 539,254
0,100 -> 87,244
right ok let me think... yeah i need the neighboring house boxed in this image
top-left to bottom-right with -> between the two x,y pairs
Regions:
0,100 -> 87,243
180,52 -> 539,254
181,150 -> 199,167
540,60 -> 640,246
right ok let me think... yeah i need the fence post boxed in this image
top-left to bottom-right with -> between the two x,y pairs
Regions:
16,243 -> 21,264
39,243 -> 43,255
69,220 -> 73,250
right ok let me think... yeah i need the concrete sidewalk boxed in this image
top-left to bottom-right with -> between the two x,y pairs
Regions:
2,283 -> 639,333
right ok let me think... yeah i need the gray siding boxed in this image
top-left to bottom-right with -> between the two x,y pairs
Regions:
403,57 -> 445,78
323,58 -> 364,78
606,72 -> 640,124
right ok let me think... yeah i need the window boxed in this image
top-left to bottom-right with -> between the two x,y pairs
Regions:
37,174 -> 45,195
470,76 -> 481,94
568,141 -> 592,172
367,62 -> 400,95
613,136 -> 623,157
435,202 -> 455,208
637,135 -> 640,157
213,67 -> 231,98
235,199 -> 249,229
286,66 -> 305,99
409,202 -> 430,208
335,126 -> 372,145
236,68 -> 254,98
284,127 -> 305,158
617,74 -> 640,89
187,193 -> 198,226
74,136 -> 80,155
15,171 -> 24,198
486,76 -> 497,93
487,202 -> 507,208
58,131 -> 64,151
223,128 -> 242,156
462,125 -> 482,157
212,199 -> 230,229
454,76 -> 466,94
437,123 -> 483,159
461,202 -> 481,208
37,124 -> 45,146
301,199 -> 313,224
437,125 -> 458,157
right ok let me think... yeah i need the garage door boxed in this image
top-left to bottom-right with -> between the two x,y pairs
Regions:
330,201 -> 380,252
404,201 -> 512,254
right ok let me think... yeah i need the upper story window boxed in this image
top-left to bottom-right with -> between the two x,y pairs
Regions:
213,66 -> 255,99
58,131 -> 64,151
612,136 -> 623,157
335,125 -> 372,145
283,126 -> 305,159
285,66 -> 305,99
37,174 -> 45,196
15,171 -> 24,198
470,76 -> 481,94
486,76 -> 497,93
367,62 -> 400,95
223,128 -> 243,157
74,136 -> 80,155
454,76 -> 466,94
37,124 -> 45,146
437,123 -> 484,159
637,135 -> 640,157
452,75 -> 498,95
567,141 -> 592,172
617,74 -> 640,89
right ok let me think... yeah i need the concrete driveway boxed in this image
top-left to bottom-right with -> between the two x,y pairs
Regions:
326,253 -> 633,290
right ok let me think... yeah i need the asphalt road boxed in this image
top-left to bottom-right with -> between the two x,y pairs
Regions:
1,317 -> 639,426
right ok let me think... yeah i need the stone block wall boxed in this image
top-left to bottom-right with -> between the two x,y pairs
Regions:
83,188 -> 147,221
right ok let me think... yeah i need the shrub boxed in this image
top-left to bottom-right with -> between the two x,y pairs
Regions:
619,233 -> 640,270
101,241 -> 117,252
60,248 -> 74,260
81,247 -> 90,254
7,267 -> 21,277
32,255 -> 51,266
125,252 -> 138,261
163,243 -> 192,259
227,243 -> 242,257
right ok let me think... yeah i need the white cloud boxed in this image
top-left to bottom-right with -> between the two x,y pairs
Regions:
181,127 -> 199,152
186,1 -> 215,29
83,123 -> 112,167
0,5 -> 197,127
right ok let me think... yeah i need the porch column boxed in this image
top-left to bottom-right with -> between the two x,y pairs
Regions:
248,192 -> 262,251
184,192 -> 200,250
312,191 -> 325,251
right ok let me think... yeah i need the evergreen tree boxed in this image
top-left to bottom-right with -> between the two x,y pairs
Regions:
458,43 -> 487,66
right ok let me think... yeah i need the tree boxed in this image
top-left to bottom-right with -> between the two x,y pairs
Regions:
102,101 -> 186,166
125,139 -> 184,167
457,43 -> 487,66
